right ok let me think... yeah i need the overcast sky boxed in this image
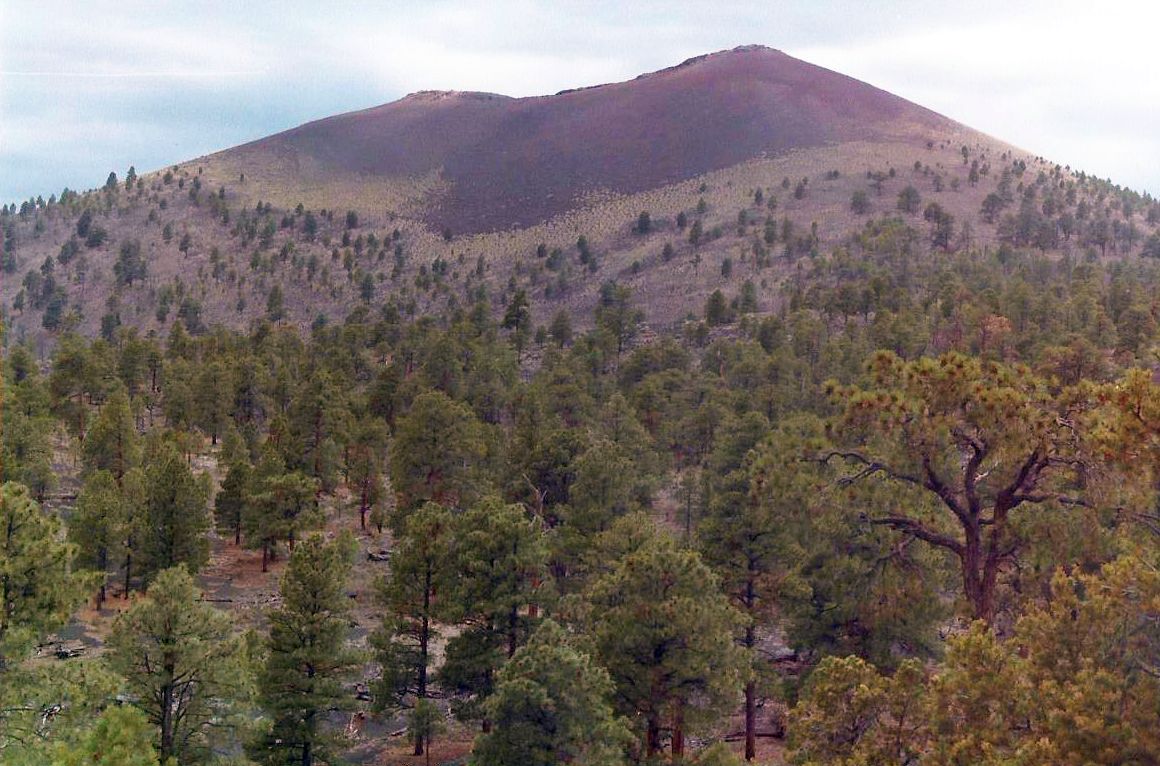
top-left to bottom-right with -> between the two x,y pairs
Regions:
2,1 -> 1157,204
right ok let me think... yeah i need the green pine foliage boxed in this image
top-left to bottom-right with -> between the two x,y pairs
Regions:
251,533 -> 358,766
107,565 -> 249,763
135,441 -> 212,585
473,619 -> 631,766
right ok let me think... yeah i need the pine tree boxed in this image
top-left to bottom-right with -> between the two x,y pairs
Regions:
816,351 -> 1107,623
0,482 -> 89,666
698,411 -> 778,761
347,418 -> 387,531
192,359 -> 233,445
287,370 -> 348,488
502,289 -> 532,360
55,705 -> 161,766
135,442 -> 211,585
107,565 -> 247,763
70,469 -> 126,607
372,502 -> 453,756
440,498 -> 547,724
391,389 -> 485,512
582,523 -> 748,759
82,384 -> 140,482
215,458 -> 252,545
473,619 -> 631,766
243,450 -> 321,572
251,534 -> 358,766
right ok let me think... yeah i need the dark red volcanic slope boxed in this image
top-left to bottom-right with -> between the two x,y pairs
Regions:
219,45 -> 955,232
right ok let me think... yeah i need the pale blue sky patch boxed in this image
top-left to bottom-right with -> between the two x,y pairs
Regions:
2,0 -> 1156,203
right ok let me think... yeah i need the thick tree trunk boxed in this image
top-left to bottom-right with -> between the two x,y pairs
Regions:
744,572 -> 757,760
159,675 -> 175,762
961,521 -> 1002,624
97,546 -> 108,608
745,680 -> 757,761
646,715 -> 662,758
415,568 -> 431,756
672,701 -> 685,759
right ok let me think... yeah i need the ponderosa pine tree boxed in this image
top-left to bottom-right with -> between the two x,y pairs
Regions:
287,370 -> 348,489
814,351 -> 1121,623
347,418 -> 387,531
243,450 -> 321,572
70,469 -> 126,607
48,333 -> 99,440
440,498 -> 547,725
697,410 -> 778,761
135,442 -> 211,586
502,289 -> 532,361
473,619 -> 631,766
0,484 -> 110,761
107,565 -> 247,763
749,416 -> 946,668
251,533 -> 357,766
0,482 -> 89,667
390,388 -> 485,512
788,556 -> 1160,764
55,705 -> 161,766
215,458 -> 252,545
192,359 -> 233,445
581,522 -> 748,760
372,501 -> 454,756
82,384 -> 139,482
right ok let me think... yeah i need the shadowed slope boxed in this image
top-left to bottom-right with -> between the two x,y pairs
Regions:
203,45 -> 956,233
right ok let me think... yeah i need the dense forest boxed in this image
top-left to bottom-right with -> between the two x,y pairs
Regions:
4,186 -> 1160,764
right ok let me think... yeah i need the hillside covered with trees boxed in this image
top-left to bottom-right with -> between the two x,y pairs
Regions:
2,46 -> 1160,766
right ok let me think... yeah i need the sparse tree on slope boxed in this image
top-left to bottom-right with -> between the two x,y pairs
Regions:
70,469 -> 127,607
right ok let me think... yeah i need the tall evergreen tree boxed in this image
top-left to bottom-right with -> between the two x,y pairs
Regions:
70,469 -> 126,607
698,411 -> 779,761
347,418 -> 387,531
440,498 -> 547,724
582,523 -> 748,759
473,619 -> 631,766
82,385 -> 140,481
107,566 -> 247,764
214,458 -> 252,546
243,450 -> 321,572
372,502 -> 454,756
0,482 -> 89,667
251,534 -> 358,766
135,442 -> 211,585
391,389 -> 485,512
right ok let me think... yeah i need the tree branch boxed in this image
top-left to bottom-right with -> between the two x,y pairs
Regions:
862,513 -> 964,557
